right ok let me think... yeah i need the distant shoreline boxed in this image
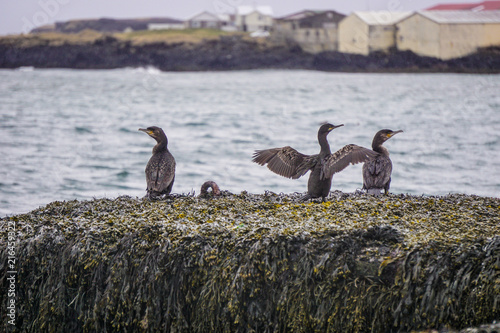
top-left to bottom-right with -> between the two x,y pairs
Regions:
1,30 -> 500,73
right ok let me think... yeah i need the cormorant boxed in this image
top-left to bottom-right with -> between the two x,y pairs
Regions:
253,123 -> 378,201
362,129 -> 403,195
139,126 -> 176,199
200,181 -> 221,198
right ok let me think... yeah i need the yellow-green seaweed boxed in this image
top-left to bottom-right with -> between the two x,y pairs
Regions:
1,192 -> 499,332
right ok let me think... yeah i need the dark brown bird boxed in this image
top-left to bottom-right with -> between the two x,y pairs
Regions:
363,129 -> 403,195
139,126 -> 176,199
200,181 -> 221,198
253,123 -> 378,201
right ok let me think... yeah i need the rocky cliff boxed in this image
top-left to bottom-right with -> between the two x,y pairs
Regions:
1,31 -> 499,72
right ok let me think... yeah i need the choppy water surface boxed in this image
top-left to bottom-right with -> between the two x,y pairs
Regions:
1,68 -> 499,215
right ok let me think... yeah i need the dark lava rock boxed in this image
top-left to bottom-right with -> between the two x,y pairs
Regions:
1,35 -> 499,73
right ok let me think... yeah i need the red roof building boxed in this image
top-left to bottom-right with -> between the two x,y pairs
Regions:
427,1 -> 500,10
476,0 -> 500,9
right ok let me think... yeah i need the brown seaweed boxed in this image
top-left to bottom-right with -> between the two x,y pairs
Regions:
1,192 -> 499,332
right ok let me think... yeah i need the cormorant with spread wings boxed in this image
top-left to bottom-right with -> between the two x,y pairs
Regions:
253,123 -> 378,201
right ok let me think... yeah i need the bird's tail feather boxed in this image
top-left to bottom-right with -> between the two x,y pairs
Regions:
366,188 -> 383,195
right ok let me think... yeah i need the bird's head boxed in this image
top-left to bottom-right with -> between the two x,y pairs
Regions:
376,129 -> 403,143
139,126 -> 167,143
318,123 -> 344,136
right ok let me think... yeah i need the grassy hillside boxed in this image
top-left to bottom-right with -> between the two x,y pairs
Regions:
0,29 -> 251,47
115,28 -> 250,45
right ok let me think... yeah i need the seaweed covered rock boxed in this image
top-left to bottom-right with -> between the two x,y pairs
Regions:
1,192 -> 499,332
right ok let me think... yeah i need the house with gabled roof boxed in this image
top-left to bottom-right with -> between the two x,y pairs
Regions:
273,10 -> 346,53
396,10 -> 500,59
338,11 -> 412,55
426,1 -> 500,11
235,6 -> 274,32
186,11 -> 227,29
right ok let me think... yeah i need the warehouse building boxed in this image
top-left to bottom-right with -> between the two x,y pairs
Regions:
338,12 -> 412,55
273,10 -> 346,53
396,11 -> 500,60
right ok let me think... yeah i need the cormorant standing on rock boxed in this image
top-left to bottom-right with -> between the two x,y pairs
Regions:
139,126 -> 176,199
363,129 -> 403,195
200,181 -> 221,198
253,123 -> 378,201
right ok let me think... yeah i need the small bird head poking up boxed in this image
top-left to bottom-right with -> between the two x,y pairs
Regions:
373,129 -> 403,148
318,123 -> 344,136
138,126 -> 167,143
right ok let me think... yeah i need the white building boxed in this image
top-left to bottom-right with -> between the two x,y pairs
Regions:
184,11 -> 236,31
235,6 -> 274,32
338,11 -> 412,55
397,10 -> 500,59
147,18 -> 185,31
148,23 -> 184,30
186,11 -> 223,29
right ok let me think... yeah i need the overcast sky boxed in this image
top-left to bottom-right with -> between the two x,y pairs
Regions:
1,0 -> 475,35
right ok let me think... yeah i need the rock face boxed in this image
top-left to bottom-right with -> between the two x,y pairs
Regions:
1,34 -> 499,72
0,192 -> 499,332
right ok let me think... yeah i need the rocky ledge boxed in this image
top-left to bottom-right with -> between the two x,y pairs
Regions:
1,32 -> 500,73
0,192 -> 499,332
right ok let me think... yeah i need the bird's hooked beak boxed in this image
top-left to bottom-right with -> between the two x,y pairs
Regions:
139,128 -> 153,136
328,124 -> 344,131
388,129 -> 403,138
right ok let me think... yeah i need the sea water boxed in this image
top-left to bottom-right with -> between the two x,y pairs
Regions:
0,68 -> 499,216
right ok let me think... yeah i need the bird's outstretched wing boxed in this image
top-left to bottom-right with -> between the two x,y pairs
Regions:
363,156 -> 392,189
252,146 -> 313,179
322,144 -> 378,179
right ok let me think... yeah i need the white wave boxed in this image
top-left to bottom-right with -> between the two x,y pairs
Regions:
125,66 -> 162,75
16,66 -> 35,72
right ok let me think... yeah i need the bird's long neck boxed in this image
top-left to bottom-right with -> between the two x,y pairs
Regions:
318,132 -> 331,157
372,138 -> 389,156
153,134 -> 168,154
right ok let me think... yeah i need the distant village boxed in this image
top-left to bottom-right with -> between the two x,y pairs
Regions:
32,1 -> 500,60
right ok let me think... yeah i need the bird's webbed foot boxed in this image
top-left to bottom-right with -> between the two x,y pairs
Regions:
145,191 -> 170,201
300,193 -> 312,202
